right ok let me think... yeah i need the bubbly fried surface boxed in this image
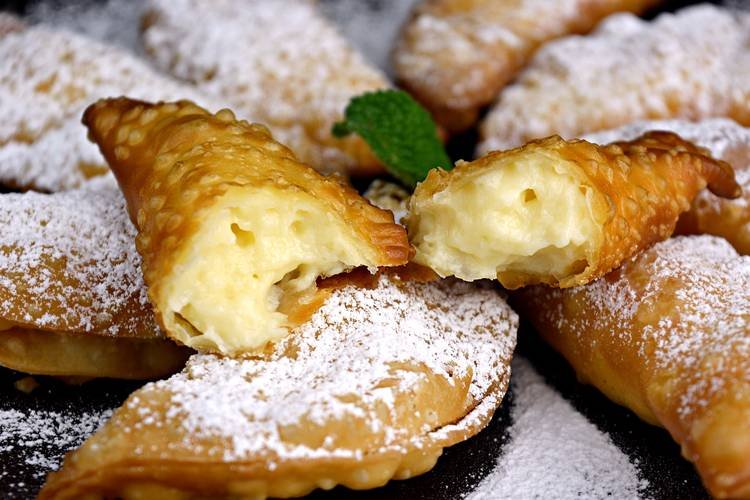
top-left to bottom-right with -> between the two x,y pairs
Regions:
587,118 -> 750,256
142,0 -> 389,177
83,97 -> 410,354
479,5 -> 750,153
407,132 -> 739,288
0,25 -> 216,192
0,184 -> 189,379
41,275 -> 518,500
394,0 -> 658,132
515,236 -> 750,499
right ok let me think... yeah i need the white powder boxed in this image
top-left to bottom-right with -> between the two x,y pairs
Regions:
467,357 -> 648,500
0,406 -> 113,479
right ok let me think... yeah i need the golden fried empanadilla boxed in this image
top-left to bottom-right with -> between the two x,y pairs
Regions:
141,0 -> 389,177
587,118 -> 750,255
0,182 -> 189,379
0,24 -> 216,192
83,98 -> 410,355
41,274 -> 518,499
407,132 -> 740,289
393,0 -> 658,133
515,236 -> 750,499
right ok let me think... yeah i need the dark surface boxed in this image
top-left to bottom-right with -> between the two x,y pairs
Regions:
0,0 -> 731,498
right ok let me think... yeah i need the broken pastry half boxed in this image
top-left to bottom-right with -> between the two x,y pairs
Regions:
83,98 -> 410,355
407,132 -> 740,289
0,182 -> 189,379
586,118 -> 750,255
41,274 -> 518,499
0,22 -> 216,192
515,235 -> 750,499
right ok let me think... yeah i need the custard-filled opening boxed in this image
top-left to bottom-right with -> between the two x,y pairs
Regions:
162,186 -> 376,354
409,151 -> 600,287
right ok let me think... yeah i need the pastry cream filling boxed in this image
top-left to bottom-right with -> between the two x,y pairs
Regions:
163,186 -> 375,354
409,153 -> 599,286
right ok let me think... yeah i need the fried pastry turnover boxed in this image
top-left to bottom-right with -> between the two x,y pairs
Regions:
479,5 -> 750,153
407,132 -> 740,289
0,24 -> 215,192
0,182 -> 189,379
83,97 -> 410,355
141,0 -> 389,177
41,274 -> 518,499
514,235 -> 750,499
587,118 -> 750,256
393,0 -> 658,133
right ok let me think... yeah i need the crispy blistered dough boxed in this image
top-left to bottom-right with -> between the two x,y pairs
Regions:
479,5 -> 750,153
407,132 -> 740,289
514,236 -> 750,499
586,118 -> 750,255
393,0 -> 658,132
0,185 -> 189,379
41,275 -> 518,500
83,98 -> 410,355
142,0 -> 389,177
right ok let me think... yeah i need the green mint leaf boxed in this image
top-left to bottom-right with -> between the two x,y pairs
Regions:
332,90 -> 451,187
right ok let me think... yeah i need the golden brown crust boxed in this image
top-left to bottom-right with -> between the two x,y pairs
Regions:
409,132 -> 740,288
514,235 -> 750,499
41,275 -> 518,499
393,0 -> 659,132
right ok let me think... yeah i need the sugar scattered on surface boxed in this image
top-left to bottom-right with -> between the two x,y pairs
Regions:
466,357 -> 648,500
128,277 -> 517,461
364,179 -> 410,224
0,406 -> 113,479
0,183 -> 159,336
480,5 -> 750,153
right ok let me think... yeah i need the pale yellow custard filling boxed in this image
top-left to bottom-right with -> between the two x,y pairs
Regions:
408,152 -> 600,287
162,186 -> 376,354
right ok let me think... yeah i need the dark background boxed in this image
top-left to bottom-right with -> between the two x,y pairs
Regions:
0,0 -> 733,499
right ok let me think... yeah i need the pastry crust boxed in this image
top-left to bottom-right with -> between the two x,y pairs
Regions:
141,0 -> 389,177
41,274 -> 518,500
479,5 -> 750,153
0,184 -> 189,379
514,236 -> 750,499
587,118 -> 750,255
407,132 -> 740,288
83,97 -> 410,355
0,24 -> 217,192
393,0 -> 658,133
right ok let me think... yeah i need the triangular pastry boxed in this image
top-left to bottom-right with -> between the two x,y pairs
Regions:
0,182 -> 189,379
83,97 -> 410,355
141,0 -> 389,177
407,132 -> 740,288
41,274 -> 518,499
515,236 -> 750,499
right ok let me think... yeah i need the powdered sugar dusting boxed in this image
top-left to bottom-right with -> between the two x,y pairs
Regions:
129,276 -> 517,461
142,0 -> 389,174
480,5 -> 750,153
0,25 -> 218,191
0,407 -> 113,479
467,357 -> 648,499
533,236 -> 750,419
0,185 -> 159,337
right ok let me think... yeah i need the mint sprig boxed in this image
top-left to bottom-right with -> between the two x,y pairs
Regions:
333,90 -> 451,187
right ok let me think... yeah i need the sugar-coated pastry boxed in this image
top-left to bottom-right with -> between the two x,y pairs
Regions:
0,24 -> 217,192
142,0 -> 389,177
393,0 -> 658,132
479,5 -> 750,153
407,132 -> 740,289
514,236 -> 750,499
586,118 -> 750,255
0,182 -> 189,379
41,274 -> 518,500
83,98 -> 410,355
